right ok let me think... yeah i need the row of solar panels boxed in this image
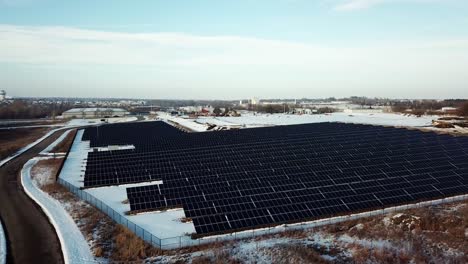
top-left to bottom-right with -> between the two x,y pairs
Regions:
80,121 -> 468,236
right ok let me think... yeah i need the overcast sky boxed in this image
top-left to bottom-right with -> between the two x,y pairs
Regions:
1,0 -> 468,99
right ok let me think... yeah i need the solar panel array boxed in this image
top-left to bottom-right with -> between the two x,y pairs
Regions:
82,121 -> 468,236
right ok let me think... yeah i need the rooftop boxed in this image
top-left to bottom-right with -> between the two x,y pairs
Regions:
64,108 -> 128,113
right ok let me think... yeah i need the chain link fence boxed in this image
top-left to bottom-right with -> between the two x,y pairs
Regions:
56,177 -> 468,250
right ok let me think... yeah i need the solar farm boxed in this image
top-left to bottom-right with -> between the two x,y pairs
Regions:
68,121 -> 468,239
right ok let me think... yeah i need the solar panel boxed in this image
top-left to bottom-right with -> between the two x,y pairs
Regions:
79,121 -> 468,236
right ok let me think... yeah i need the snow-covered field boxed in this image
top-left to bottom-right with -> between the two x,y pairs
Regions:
21,158 -> 95,264
59,130 -> 196,239
155,112 -> 437,133
0,218 -> 5,264
198,112 -> 436,128
157,112 -> 208,132
66,116 -> 138,126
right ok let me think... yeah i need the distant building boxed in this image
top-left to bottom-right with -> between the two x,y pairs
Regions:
440,107 -> 458,115
0,90 -> 5,101
294,108 -> 315,115
250,97 -> 260,105
62,108 -> 129,119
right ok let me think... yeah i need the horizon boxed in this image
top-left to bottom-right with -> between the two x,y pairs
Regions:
1,0 -> 468,99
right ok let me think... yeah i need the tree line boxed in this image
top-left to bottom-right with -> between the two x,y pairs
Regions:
0,100 -> 73,119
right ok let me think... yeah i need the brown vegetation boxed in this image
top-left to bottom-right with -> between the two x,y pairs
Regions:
391,99 -> 467,114
458,101 -> 468,117
0,127 -> 50,160
50,130 -> 76,153
0,100 -> 73,119
111,225 -> 161,261
269,244 -> 331,264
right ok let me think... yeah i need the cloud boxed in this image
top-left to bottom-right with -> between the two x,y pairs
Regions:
334,0 -> 441,11
1,24 -> 466,68
0,24 -> 334,67
1,24 -> 468,99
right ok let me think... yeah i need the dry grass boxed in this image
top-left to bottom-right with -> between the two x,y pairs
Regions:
180,217 -> 192,223
111,225 -> 161,262
50,129 -> 76,153
268,244 -> 331,264
191,248 -> 242,264
0,127 -> 49,160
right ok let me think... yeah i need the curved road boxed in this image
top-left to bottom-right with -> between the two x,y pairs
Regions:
0,130 -> 66,264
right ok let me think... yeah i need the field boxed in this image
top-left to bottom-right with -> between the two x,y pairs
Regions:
0,127 -> 50,160
11,115 -> 466,263
56,119 -> 468,250
27,155 -> 468,263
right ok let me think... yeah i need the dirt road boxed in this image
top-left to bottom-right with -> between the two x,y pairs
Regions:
0,130 -> 66,264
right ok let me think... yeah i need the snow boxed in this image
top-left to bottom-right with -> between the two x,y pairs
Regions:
338,234 -> 393,249
96,145 -> 135,152
31,162 -> 58,187
84,183 -> 196,239
66,117 -> 138,126
59,130 -> 196,239
196,117 -> 241,127
195,112 -> 436,128
21,158 -> 95,264
58,130 -> 90,188
157,112 -> 208,132
0,218 -> 5,264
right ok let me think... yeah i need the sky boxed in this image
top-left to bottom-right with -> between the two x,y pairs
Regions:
1,0 -> 468,100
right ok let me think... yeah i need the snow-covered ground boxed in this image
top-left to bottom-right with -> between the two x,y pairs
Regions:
21,158 -> 95,264
86,183 -> 195,238
58,130 -> 89,188
157,112 -> 208,132
155,112 -> 437,133
59,130 -> 196,239
66,116 -> 138,126
197,112 -> 436,128
0,218 -> 5,264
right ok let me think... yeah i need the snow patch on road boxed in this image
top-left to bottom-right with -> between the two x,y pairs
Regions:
0,218 -> 6,264
21,158 -> 95,264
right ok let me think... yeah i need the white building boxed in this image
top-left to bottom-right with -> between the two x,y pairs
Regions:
250,97 -> 260,105
62,108 -> 129,119
440,107 -> 458,114
0,90 -> 5,101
